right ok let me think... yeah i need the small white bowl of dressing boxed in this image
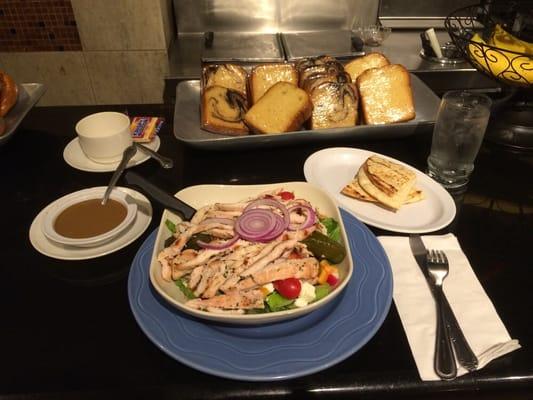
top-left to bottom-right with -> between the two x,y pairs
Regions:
42,187 -> 138,248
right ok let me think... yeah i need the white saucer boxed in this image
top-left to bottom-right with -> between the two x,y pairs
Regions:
29,187 -> 153,260
63,136 -> 161,172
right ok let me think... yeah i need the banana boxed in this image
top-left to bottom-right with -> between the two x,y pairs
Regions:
467,32 -> 533,86
490,24 -> 533,55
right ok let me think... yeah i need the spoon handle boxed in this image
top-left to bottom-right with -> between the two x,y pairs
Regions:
134,143 -> 173,169
101,145 -> 137,205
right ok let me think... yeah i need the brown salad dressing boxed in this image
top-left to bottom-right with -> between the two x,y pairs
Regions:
54,199 -> 127,239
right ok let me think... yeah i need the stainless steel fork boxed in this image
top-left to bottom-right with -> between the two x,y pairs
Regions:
427,250 -> 457,380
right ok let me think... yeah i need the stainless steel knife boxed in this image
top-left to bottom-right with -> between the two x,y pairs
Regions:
409,234 -> 478,372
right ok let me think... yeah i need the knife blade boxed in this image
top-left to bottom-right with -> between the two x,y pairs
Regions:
409,235 -> 478,372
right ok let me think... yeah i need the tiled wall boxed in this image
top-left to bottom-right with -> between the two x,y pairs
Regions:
0,0 -> 174,106
0,0 -> 82,51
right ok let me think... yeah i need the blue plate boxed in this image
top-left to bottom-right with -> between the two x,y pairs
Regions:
128,209 -> 393,381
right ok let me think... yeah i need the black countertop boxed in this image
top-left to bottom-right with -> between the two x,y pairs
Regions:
1,104 -> 531,399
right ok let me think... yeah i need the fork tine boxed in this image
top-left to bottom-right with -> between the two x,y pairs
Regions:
440,251 -> 448,264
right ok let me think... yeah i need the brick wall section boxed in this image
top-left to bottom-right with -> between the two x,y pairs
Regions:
0,0 -> 81,51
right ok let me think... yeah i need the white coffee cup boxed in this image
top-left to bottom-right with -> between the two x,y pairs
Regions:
75,112 -> 132,164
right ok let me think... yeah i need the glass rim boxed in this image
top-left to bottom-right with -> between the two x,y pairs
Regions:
442,90 -> 492,106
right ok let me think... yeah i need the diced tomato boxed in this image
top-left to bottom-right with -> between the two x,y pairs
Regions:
327,273 -> 339,286
273,278 -> 301,299
278,191 -> 295,200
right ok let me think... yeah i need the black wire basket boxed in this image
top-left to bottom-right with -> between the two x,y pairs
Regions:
445,3 -> 533,88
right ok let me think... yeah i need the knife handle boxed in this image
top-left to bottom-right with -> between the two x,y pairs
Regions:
124,171 -> 196,221
442,297 -> 479,371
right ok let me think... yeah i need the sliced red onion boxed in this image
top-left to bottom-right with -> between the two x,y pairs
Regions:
197,234 -> 239,250
256,214 -> 285,242
243,198 -> 290,229
235,209 -> 286,243
288,205 -> 317,231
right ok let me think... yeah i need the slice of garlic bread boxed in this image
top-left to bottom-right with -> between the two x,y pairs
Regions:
244,82 -> 312,134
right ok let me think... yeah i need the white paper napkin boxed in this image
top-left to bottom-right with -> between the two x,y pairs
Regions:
378,233 -> 521,381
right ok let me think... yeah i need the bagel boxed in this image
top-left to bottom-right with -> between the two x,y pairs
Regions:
0,71 -> 18,118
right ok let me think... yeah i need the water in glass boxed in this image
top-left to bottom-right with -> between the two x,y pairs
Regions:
427,91 -> 491,188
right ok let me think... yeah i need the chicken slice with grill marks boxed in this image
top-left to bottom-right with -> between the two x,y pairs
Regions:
235,257 -> 319,291
158,222 -> 234,280
188,265 -> 205,290
211,189 -> 281,213
213,202 -> 248,212
204,210 -> 242,220
244,238 -> 281,265
193,265 -> 215,297
187,289 -> 265,311
240,239 -> 298,277
284,226 -> 316,241
190,205 -> 213,225
171,249 -> 198,280
281,242 -> 312,259
201,260 -> 229,299
176,239 -> 248,271
217,244 -> 265,292
202,228 -> 235,239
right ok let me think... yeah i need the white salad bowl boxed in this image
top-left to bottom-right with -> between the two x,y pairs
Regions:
42,187 -> 138,248
149,182 -> 353,325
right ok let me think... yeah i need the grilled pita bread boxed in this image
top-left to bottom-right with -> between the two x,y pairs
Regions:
354,156 -> 417,210
342,177 -> 424,204
341,178 -> 376,202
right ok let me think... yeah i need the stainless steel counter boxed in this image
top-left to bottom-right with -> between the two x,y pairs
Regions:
163,29 -> 501,101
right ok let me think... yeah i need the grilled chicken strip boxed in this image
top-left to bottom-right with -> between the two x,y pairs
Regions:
240,239 -> 297,276
187,289 -> 265,310
235,257 -> 319,291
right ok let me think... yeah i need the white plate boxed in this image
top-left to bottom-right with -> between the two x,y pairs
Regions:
303,147 -> 456,233
29,187 -> 152,260
63,136 -> 160,172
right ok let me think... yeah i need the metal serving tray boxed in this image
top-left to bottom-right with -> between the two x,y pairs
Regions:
173,75 -> 440,150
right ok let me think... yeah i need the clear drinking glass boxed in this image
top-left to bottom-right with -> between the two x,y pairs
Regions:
427,91 -> 492,189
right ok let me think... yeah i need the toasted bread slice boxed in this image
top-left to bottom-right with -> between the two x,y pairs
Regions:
203,64 -> 248,96
244,82 -> 313,134
357,156 -> 416,210
356,64 -> 416,125
201,85 -> 249,136
296,55 -> 338,73
344,53 -> 390,82
309,81 -> 358,129
250,63 -> 298,104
